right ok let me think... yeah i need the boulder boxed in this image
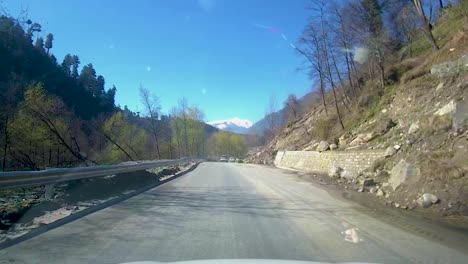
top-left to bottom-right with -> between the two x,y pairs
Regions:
338,135 -> 348,147
361,178 -> 375,186
384,146 -> 397,157
329,143 -> 338,150
160,167 -> 178,176
434,99 -> 468,130
316,141 -> 330,152
329,165 -> 343,178
408,121 -> 420,134
349,133 -> 375,146
375,170 -> 389,181
376,189 -> 385,197
376,118 -> 397,135
341,170 -> 355,180
435,100 -> 457,116
417,193 -> 439,208
389,160 -> 421,190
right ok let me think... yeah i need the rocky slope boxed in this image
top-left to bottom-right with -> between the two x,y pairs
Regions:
247,15 -> 468,216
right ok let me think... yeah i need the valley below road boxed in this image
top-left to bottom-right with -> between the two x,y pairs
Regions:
1,162 -> 468,264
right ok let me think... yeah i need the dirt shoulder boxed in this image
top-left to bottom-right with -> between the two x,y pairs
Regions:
273,165 -> 468,254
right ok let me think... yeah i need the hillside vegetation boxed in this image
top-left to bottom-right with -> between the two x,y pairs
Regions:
248,0 -> 468,215
0,12 -> 247,171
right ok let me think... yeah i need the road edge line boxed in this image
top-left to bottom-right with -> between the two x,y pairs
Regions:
0,162 -> 201,250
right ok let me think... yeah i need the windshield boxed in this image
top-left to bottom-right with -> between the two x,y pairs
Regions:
1,0 -> 468,264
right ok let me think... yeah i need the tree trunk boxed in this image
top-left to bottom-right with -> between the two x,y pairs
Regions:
377,48 -> 385,89
344,50 -> 356,98
103,133 -> 135,161
2,116 -> 9,171
149,119 -> 161,159
125,143 -> 141,160
322,32 -> 345,130
320,78 -> 328,116
413,0 -> 439,50
29,108 -> 96,165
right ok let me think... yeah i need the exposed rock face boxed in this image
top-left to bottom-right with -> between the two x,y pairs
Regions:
389,160 -> 421,190
329,143 -> 338,150
417,193 -> 439,208
316,141 -> 330,152
430,54 -> 468,77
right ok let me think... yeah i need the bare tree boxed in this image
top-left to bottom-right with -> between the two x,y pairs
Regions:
413,0 -> 439,50
283,94 -> 299,124
395,3 -> 419,57
139,86 -> 162,159
297,25 -> 328,115
331,4 -> 359,95
178,97 -> 190,156
315,0 -> 345,129
264,95 -> 279,139
1,115 -> 9,171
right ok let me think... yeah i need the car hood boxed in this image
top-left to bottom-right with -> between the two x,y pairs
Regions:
121,259 -> 376,264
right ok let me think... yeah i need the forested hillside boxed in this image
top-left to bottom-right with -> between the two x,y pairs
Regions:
0,13 -> 247,171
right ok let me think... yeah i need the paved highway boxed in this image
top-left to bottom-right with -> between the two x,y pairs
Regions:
1,162 -> 468,263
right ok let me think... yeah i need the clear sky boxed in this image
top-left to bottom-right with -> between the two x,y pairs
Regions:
3,0 -> 312,123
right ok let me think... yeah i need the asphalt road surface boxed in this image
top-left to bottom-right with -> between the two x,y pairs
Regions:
1,162 -> 468,264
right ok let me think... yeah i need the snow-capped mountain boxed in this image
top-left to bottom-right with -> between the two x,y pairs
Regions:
207,117 -> 253,134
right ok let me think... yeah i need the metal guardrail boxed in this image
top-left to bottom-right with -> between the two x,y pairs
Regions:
0,158 -> 193,190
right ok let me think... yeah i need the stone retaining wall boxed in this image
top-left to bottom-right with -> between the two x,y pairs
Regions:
274,150 -> 386,175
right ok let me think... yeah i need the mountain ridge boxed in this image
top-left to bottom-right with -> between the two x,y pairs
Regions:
207,117 -> 252,134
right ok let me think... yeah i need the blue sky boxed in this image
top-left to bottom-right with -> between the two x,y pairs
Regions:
4,0 -> 312,123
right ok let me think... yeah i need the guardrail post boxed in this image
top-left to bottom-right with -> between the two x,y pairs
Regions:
44,183 -> 55,200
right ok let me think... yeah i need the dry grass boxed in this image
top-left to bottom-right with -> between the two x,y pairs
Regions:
419,151 -> 466,180
370,157 -> 387,173
418,114 -> 453,134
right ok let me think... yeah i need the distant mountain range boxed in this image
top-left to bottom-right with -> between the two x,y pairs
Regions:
247,92 -> 317,135
208,91 -> 315,136
207,118 -> 253,134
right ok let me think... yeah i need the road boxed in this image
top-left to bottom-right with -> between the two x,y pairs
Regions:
1,162 -> 468,264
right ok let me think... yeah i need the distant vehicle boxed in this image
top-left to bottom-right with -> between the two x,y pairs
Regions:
228,157 -> 236,162
219,155 -> 228,162
235,158 -> 243,163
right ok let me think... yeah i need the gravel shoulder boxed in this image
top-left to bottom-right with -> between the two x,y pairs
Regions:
271,163 -> 468,253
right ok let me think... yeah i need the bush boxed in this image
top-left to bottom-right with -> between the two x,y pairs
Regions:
312,115 -> 338,141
